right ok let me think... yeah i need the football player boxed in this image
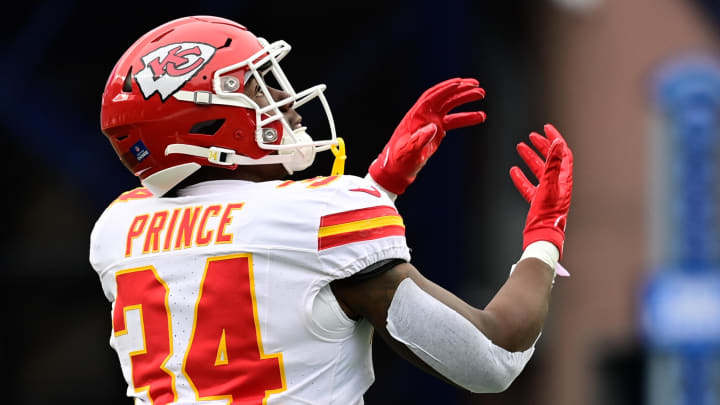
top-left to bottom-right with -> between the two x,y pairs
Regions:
91,15 -> 573,405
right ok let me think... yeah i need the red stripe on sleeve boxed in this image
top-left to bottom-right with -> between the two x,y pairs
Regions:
318,225 -> 405,250
320,206 -> 399,227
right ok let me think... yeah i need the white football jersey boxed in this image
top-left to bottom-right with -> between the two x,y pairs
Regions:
89,175 -> 411,405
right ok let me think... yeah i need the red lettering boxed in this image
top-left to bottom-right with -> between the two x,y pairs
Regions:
196,205 -> 222,246
113,255 -> 286,403
300,176 -> 322,184
307,175 -> 339,188
143,211 -> 168,254
117,188 -> 154,203
175,207 -> 202,250
163,209 -> 181,251
126,215 -> 149,256
216,203 -> 244,244
183,255 -> 284,402
114,267 -> 176,404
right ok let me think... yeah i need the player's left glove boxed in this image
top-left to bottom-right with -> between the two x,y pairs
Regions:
368,78 -> 487,195
510,124 -> 573,259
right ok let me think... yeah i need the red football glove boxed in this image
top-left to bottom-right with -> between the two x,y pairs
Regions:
509,124 -> 573,258
368,78 -> 487,195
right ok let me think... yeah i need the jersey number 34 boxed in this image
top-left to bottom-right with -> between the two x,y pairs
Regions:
113,253 -> 286,404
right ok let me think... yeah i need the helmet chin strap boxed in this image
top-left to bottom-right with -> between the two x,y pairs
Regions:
330,137 -> 346,176
164,142 -> 314,175
164,136 -> 346,178
142,162 -> 202,196
154,134 -> 344,197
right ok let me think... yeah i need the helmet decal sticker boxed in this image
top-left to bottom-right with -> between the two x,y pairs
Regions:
131,140 -> 150,162
135,42 -> 216,101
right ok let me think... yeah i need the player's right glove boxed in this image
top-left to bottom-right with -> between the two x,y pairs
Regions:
509,124 -> 573,258
368,78 -> 487,195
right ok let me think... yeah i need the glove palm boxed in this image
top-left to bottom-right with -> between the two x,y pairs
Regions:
369,78 -> 487,195
510,124 -> 573,258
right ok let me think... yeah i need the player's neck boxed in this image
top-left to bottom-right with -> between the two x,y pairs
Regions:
166,165 -> 288,197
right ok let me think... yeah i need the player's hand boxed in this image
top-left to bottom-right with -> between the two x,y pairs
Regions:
510,124 -> 573,258
368,78 -> 487,195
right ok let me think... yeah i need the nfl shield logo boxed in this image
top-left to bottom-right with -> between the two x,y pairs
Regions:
131,140 -> 150,162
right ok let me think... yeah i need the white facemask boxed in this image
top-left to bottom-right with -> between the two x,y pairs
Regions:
280,127 -> 316,173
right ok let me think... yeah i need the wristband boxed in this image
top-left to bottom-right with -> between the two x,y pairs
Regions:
509,241 -> 560,280
520,241 -> 559,272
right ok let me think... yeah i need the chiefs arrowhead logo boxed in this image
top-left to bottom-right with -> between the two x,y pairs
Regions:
135,42 -> 216,101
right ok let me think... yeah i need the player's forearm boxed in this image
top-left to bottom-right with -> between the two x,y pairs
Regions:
405,258 -> 552,353
481,257 -> 554,352
485,123 -> 572,352
384,269 -> 541,393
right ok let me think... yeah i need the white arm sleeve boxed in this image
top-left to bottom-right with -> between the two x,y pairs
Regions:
386,278 -> 536,393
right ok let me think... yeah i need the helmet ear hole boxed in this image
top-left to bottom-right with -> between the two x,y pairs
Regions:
189,119 -> 226,135
122,66 -> 133,93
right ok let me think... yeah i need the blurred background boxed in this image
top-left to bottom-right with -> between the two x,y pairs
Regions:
5,0 -> 720,404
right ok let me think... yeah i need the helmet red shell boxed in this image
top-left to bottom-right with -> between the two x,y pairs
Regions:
101,16 -> 283,186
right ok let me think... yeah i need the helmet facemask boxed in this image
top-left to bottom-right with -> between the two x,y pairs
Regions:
170,38 -> 338,175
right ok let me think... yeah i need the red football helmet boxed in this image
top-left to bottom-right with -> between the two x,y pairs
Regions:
101,16 -> 338,195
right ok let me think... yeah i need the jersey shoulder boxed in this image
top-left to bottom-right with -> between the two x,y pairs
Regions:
280,175 -> 410,278
89,187 -> 161,270
274,174 -> 399,224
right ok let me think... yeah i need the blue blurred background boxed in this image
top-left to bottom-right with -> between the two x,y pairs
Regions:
5,0 -> 720,404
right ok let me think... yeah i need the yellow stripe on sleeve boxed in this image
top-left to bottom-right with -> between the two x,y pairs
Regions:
318,215 -> 404,238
